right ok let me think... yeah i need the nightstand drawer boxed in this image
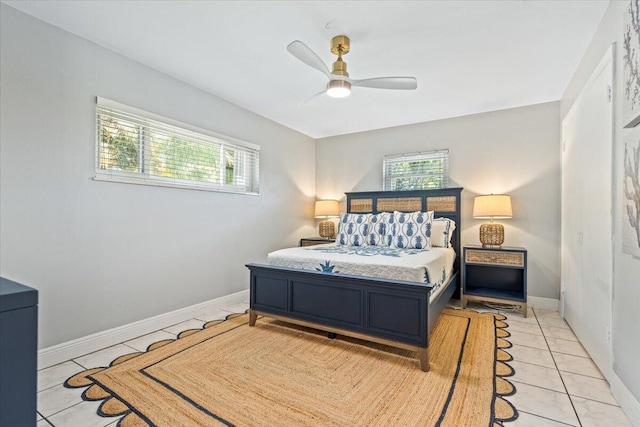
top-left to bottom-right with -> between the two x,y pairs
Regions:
465,249 -> 525,267
300,238 -> 335,247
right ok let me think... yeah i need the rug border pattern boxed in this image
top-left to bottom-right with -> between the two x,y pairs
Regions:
64,309 -> 518,426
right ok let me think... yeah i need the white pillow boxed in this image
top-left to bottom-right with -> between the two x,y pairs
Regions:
431,218 -> 456,248
336,213 -> 370,246
389,211 -> 434,250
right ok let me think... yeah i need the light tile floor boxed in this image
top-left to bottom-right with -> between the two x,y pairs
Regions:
492,305 -> 632,427
35,301 -> 632,426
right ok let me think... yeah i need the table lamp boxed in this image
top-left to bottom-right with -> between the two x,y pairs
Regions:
473,194 -> 512,247
315,200 -> 340,239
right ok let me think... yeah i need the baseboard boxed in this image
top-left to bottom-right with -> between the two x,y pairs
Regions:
611,372 -> 640,427
38,289 -> 249,369
527,296 -> 559,311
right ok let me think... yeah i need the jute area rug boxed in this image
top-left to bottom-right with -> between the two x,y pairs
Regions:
66,308 -> 517,427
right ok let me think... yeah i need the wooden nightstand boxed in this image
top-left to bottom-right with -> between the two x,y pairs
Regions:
299,237 -> 335,247
462,245 -> 528,317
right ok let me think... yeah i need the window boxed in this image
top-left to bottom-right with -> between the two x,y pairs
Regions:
383,150 -> 449,191
95,98 -> 259,195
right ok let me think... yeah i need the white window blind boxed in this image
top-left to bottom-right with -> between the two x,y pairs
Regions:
95,98 -> 260,195
383,150 -> 449,191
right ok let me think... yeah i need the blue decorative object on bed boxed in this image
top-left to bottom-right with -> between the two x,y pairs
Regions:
315,261 -> 339,273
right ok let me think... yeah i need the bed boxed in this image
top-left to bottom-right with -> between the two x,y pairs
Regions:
246,188 -> 463,371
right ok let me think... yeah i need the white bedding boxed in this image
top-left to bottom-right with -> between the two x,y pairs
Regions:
267,244 -> 456,302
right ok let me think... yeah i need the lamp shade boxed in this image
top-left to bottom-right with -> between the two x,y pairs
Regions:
473,194 -> 513,219
315,200 -> 340,218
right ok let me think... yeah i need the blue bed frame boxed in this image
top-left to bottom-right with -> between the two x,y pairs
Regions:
246,188 -> 463,371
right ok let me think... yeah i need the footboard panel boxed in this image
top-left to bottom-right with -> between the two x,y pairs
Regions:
247,263 -> 432,348
292,281 -> 362,326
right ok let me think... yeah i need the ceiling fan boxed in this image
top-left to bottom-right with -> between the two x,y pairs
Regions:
287,35 -> 417,102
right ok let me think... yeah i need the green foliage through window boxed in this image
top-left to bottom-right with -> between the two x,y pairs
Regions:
99,117 -> 141,173
383,151 -> 449,191
96,100 -> 259,194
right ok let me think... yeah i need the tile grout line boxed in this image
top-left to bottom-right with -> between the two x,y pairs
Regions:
544,349 -> 591,359
532,307 -> 584,427
40,401 -> 85,423
122,342 -> 144,352
37,359 -> 85,373
518,409 -> 579,427
556,368 -> 606,381
510,379 -> 577,396
567,393 -> 626,408
70,359 -> 88,370
508,358 -> 558,372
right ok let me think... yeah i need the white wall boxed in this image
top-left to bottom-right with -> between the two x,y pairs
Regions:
561,0 -> 640,411
0,4 -> 316,348
316,102 -> 561,301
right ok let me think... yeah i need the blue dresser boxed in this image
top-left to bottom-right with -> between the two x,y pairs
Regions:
0,277 -> 38,427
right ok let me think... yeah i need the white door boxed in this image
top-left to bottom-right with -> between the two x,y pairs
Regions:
561,107 -> 583,327
561,46 -> 613,379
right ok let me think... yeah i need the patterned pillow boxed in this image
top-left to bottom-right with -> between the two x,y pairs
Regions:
364,212 -> 389,246
336,213 -> 370,246
431,218 -> 456,248
389,211 -> 434,250
383,212 -> 397,247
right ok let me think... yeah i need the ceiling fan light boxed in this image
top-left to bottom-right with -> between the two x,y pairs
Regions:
327,79 -> 351,98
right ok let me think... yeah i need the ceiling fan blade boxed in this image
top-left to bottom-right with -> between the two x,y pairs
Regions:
299,90 -> 326,106
287,41 -> 331,79
351,77 -> 417,90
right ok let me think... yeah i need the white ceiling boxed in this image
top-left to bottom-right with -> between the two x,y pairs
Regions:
4,1 -> 608,139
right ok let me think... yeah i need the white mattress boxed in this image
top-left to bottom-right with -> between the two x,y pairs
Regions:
267,244 -> 456,303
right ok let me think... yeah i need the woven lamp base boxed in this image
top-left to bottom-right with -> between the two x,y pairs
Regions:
319,220 -> 335,239
479,223 -> 504,247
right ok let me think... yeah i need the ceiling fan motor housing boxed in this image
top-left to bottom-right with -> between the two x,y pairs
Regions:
330,35 -> 350,77
330,35 -> 350,55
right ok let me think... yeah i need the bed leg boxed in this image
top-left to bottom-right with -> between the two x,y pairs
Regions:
249,309 -> 257,326
521,303 -> 528,318
419,348 -> 429,372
